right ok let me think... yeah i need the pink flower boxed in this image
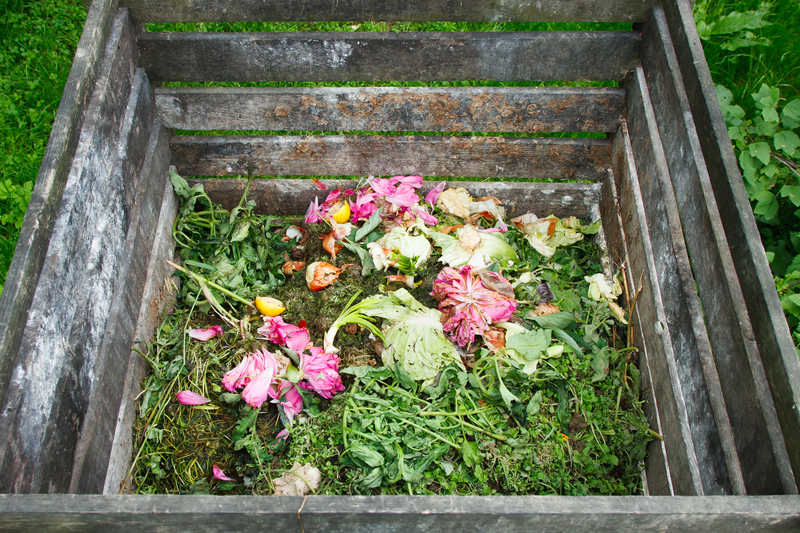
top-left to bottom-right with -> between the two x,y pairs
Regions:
271,380 -> 303,424
188,325 -> 223,341
425,181 -> 446,206
386,184 -> 419,207
299,347 -> 344,399
258,316 -> 310,353
304,196 -> 323,223
221,348 -> 279,409
276,429 -> 290,441
213,465 -> 235,482
350,189 -> 380,223
412,207 -> 438,226
391,175 -> 423,189
176,390 -> 211,405
369,177 -> 396,197
431,266 -> 517,346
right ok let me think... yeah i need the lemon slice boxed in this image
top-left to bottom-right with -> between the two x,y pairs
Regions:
329,201 -> 351,224
255,296 -> 286,316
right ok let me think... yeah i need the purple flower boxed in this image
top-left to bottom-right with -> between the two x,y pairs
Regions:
188,325 -> 223,341
299,347 -> 344,399
176,390 -> 211,405
213,465 -> 235,482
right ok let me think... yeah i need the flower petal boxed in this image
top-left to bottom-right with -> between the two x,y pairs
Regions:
176,390 -> 211,405
213,465 -> 236,481
188,325 -> 223,341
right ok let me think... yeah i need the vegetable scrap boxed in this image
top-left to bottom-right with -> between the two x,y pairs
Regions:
129,173 -> 655,497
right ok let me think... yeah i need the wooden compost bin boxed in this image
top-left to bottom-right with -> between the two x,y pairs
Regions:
1,0 -> 800,529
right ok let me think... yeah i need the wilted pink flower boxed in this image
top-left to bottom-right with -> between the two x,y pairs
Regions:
213,465 -> 235,481
350,189 -> 380,223
276,429 -> 290,441
386,184 -> 419,207
299,347 -> 344,399
425,181 -> 446,206
304,196 -> 323,223
176,390 -> 211,405
369,177 -> 396,197
391,175 -> 423,189
304,189 -> 349,224
188,325 -> 223,341
221,348 -> 279,409
431,266 -> 517,346
270,380 -> 303,424
258,316 -> 311,353
412,207 -> 438,226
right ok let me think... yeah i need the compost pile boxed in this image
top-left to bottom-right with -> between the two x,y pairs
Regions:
130,173 -> 656,496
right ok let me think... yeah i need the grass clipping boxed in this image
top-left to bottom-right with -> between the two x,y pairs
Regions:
129,175 -> 656,496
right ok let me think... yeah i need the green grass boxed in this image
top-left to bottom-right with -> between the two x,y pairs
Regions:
0,0 -> 86,290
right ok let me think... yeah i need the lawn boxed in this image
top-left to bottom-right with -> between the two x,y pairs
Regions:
1,0 -> 798,344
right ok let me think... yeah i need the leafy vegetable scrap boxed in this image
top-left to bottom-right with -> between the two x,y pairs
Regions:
130,174 -> 655,497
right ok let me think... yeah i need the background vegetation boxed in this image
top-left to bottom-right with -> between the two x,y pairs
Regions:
1,0 -> 798,345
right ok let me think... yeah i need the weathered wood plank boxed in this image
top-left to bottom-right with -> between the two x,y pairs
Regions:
156,86 -> 625,133
138,31 -> 641,82
610,120 -> 703,495
0,0 -> 120,410
601,130 -> 673,495
1,494 -> 800,531
640,7 -> 795,495
104,166 -> 178,495
0,10 -> 138,494
188,178 -> 603,220
69,90 -> 168,493
662,0 -> 800,490
122,0 -> 660,23
626,67 -> 746,495
171,135 -> 611,180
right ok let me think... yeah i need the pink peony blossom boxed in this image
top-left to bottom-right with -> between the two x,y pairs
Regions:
350,189 -> 380,223
425,181 -> 446,206
258,316 -> 310,353
221,348 -> 279,409
298,347 -> 344,399
213,465 -> 235,481
369,177 -> 396,197
270,380 -> 303,424
412,207 -> 438,226
304,189 -> 350,224
188,325 -> 223,341
386,184 -> 419,207
431,266 -> 517,346
304,196 -> 323,223
176,390 -> 211,405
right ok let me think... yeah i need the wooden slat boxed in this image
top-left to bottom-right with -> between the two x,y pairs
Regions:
600,129 -> 673,495
171,135 -> 611,180
1,494 -> 800,531
122,0 -> 659,24
662,0 -> 800,490
69,96 -> 169,493
640,7 -> 795,495
138,31 -> 641,82
104,168 -> 177,495
626,67 -> 745,495
156,86 -> 625,133
0,0 -> 120,410
0,10 -> 138,494
187,179 -> 603,220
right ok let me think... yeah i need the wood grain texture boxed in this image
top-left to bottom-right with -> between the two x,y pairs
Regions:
137,31 -> 641,82
0,0 -> 120,411
0,10 -> 138,494
121,0 -> 659,23
0,494 -> 799,531
156,86 -> 626,133
187,178 -> 603,220
662,0 -> 800,491
171,135 -> 611,180
640,8 -> 794,495
601,128 -> 672,495
626,66 -> 746,495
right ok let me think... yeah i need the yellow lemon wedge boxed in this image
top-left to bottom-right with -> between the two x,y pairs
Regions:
255,296 -> 286,316
329,201 -> 351,224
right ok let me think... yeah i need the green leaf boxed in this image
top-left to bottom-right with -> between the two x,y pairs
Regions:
715,85 -> 733,107
230,220 -> 251,242
506,328 -> 551,361
782,99 -> 800,129
353,209 -> 383,242
775,131 -> 800,157
169,172 -> 190,198
780,185 -> 800,207
754,190 -> 779,220
461,440 -> 481,468
527,390 -> 544,416
393,362 -> 417,393
360,467 -> 383,489
528,311 -> 576,330
552,328 -> 584,356
348,444 -> 385,467
739,150 -> 758,184
591,347 -> 610,382
749,141 -> 772,165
